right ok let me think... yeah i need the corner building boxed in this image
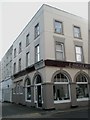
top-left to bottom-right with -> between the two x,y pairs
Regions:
12,4 -> 90,110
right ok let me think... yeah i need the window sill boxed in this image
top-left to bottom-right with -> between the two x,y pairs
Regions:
74,37 -> 82,40
54,31 -> 64,35
77,98 -> 89,101
26,100 -> 31,102
54,100 -> 70,104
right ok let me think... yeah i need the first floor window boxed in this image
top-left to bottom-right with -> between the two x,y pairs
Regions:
18,58 -> 21,71
53,73 -> 70,102
75,46 -> 83,62
76,74 -> 89,99
56,42 -> 65,61
35,44 -> 40,62
13,62 -> 16,74
25,78 -> 31,101
26,52 -> 30,67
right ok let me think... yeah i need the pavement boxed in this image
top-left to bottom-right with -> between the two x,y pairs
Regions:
0,102 -> 90,119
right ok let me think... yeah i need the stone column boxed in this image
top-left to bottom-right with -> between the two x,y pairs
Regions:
42,83 -> 55,110
70,82 -> 78,107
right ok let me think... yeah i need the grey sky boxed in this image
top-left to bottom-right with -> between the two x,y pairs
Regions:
0,1 -> 88,61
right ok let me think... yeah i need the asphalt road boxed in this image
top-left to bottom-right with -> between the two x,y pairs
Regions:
0,102 -> 90,119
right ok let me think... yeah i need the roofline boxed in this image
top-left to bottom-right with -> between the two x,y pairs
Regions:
13,4 -> 44,44
13,3 -> 88,44
43,4 -> 88,20
13,4 -> 87,45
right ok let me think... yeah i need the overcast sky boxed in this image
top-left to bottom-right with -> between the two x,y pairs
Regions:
0,0 -> 89,61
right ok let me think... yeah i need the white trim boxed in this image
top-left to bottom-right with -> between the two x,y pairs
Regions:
77,98 -> 89,101
54,82 -> 69,84
26,100 -> 31,102
54,99 -> 70,104
77,82 -> 88,84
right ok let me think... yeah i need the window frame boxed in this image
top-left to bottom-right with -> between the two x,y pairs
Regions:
76,74 -> 89,101
34,23 -> 40,39
26,52 -> 30,67
25,79 -> 31,102
19,42 -> 22,53
35,44 -> 40,63
75,46 -> 83,63
55,42 -> 65,61
14,48 -> 16,58
13,62 -> 16,74
53,73 -> 71,103
26,33 -> 30,47
18,58 -> 21,71
54,20 -> 63,34
73,26 -> 81,39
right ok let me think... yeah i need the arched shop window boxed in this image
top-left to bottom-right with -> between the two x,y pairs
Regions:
25,78 -> 31,102
76,74 -> 89,100
53,73 -> 70,103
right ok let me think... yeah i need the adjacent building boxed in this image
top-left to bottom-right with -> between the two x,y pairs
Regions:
11,4 -> 90,110
1,45 -> 13,102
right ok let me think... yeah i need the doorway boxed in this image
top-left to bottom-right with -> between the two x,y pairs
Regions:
34,75 -> 42,108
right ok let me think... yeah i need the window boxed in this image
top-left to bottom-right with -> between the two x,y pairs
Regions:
19,42 -> 22,53
35,23 -> 40,38
35,44 -> 40,62
26,52 -> 29,67
55,20 -> 63,34
18,58 -> 21,71
76,74 -> 89,99
75,46 -> 83,62
25,78 -> 31,101
74,26 -> 81,38
14,48 -> 16,58
13,62 -> 16,74
53,73 -> 70,103
26,34 -> 30,46
56,42 -> 64,60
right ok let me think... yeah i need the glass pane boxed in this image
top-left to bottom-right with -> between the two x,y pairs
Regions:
27,87 -> 31,100
37,45 -> 40,53
76,47 -> 81,54
56,44 -> 62,51
76,54 -> 82,62
26,79 -> 31,86
55,21 -> 62,33
74,27 -> 80,38
76,84 -> 88,98
56,52 -> 63,60
54,84 -> 69,101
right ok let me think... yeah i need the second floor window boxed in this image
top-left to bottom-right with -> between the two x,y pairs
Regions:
26,34 -> 30,46
75,46 -> 83,62
35,23 -> 40,38
74,26 -> 81,38
56,42 -> 64,61
19,42 -> 22,53
54,20 -> 63,34
14,48 -> 16,58
26,52 -> 29,67
18,58 -> 21,71
35,44 -> 40,62
13,62 -> 16,74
